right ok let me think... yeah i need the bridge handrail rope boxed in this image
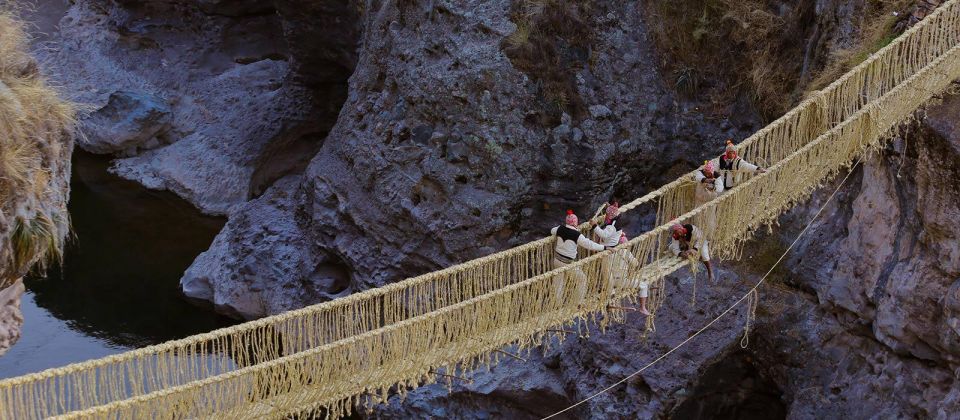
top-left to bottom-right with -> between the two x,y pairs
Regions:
2,0 -> 960,418
34,27 -> 960,419
542,152 -> 868,420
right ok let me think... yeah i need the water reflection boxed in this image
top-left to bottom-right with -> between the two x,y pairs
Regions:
1,151 -> 235,377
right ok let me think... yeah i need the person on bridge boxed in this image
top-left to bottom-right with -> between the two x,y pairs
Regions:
669,222 -> 715,282
551,210 -> 605,303
615,232 -> 651,315
592,207 -> 651,316
692,160 -> 724,235
697,139 -> 765,191
592,200 -> 625,249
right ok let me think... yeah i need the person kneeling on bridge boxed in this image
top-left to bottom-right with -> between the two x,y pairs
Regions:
669,222 -> 715,282
698,139 -> 765,191
551,210 -> 605,304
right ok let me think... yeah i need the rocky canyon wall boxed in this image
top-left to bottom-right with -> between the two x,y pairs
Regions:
180,0 -> 764,318
367,86 -> 960,420
21,0 -> 960,417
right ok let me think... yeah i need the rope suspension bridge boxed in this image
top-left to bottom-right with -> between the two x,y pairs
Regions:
4,2 -> 960,418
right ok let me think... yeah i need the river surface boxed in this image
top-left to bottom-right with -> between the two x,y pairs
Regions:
0,151 -> 235,378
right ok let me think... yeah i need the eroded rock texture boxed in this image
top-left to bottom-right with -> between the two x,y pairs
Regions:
0,281 -> 25,357
24,0 -> 960,417
759,92 -> 960,418
36,0 -> 355,214
181,0 -> 761,318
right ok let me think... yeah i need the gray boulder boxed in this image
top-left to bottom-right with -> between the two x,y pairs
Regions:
0,280 -> 24,357
80,91 -> 172,156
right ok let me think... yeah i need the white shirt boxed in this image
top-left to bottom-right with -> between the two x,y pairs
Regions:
692,171 -> 725,204
593,222 -> 622,248
697,156 -> 759,189
551,225 -> 605,260
668,224 -> 707,257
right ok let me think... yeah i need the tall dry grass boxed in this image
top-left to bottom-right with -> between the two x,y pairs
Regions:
806,0 -> 917,92
502,0 -> 597,125
0,10 -> 75,288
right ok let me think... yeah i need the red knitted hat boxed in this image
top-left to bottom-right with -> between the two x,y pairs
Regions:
670,222 -> 687,237
703,160 -> 715,173
565,210 -> 578,227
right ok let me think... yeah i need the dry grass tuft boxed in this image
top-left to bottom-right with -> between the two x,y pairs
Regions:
647,0 -> 917,120
0,9 -> 76,286
502,0 -> 598,125
806,0 -> 915,93
647,0 -> 814,119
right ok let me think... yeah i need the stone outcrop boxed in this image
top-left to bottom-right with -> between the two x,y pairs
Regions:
36,0 -> 352,215
0,281 -> 24,357
80,91 -> 172,155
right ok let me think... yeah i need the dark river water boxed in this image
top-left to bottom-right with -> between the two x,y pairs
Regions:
0,151 -> 236,378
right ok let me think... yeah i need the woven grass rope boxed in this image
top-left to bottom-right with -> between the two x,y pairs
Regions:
2,0 -> 960,418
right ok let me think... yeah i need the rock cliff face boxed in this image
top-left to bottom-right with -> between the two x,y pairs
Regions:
181,0 -> 761,318
35,0 -> 356,215
758,92 -> 960,418
25,0 -> 960,417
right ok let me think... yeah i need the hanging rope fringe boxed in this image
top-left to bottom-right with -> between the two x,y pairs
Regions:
689,273 -> 698,308
740,289 -> 760,349
1,1 -> 959,418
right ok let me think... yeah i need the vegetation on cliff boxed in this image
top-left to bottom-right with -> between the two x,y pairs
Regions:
646,0 -> 917,119
0,10 -> 75,287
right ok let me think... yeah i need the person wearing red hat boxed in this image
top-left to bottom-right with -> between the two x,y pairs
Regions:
590,201 -> 648,313
551,209 -> 605,303
669,222 -> 715,282
692,160 -> 724,235
551,209 -> 605,267
697,139 -> 765,191
592,200 -> 626,249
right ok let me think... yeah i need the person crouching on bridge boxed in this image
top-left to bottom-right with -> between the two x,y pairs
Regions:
669,222 -> 715,282
691,160 -> 724,236
699,139 -> 765,191
551,210 -> 605,304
